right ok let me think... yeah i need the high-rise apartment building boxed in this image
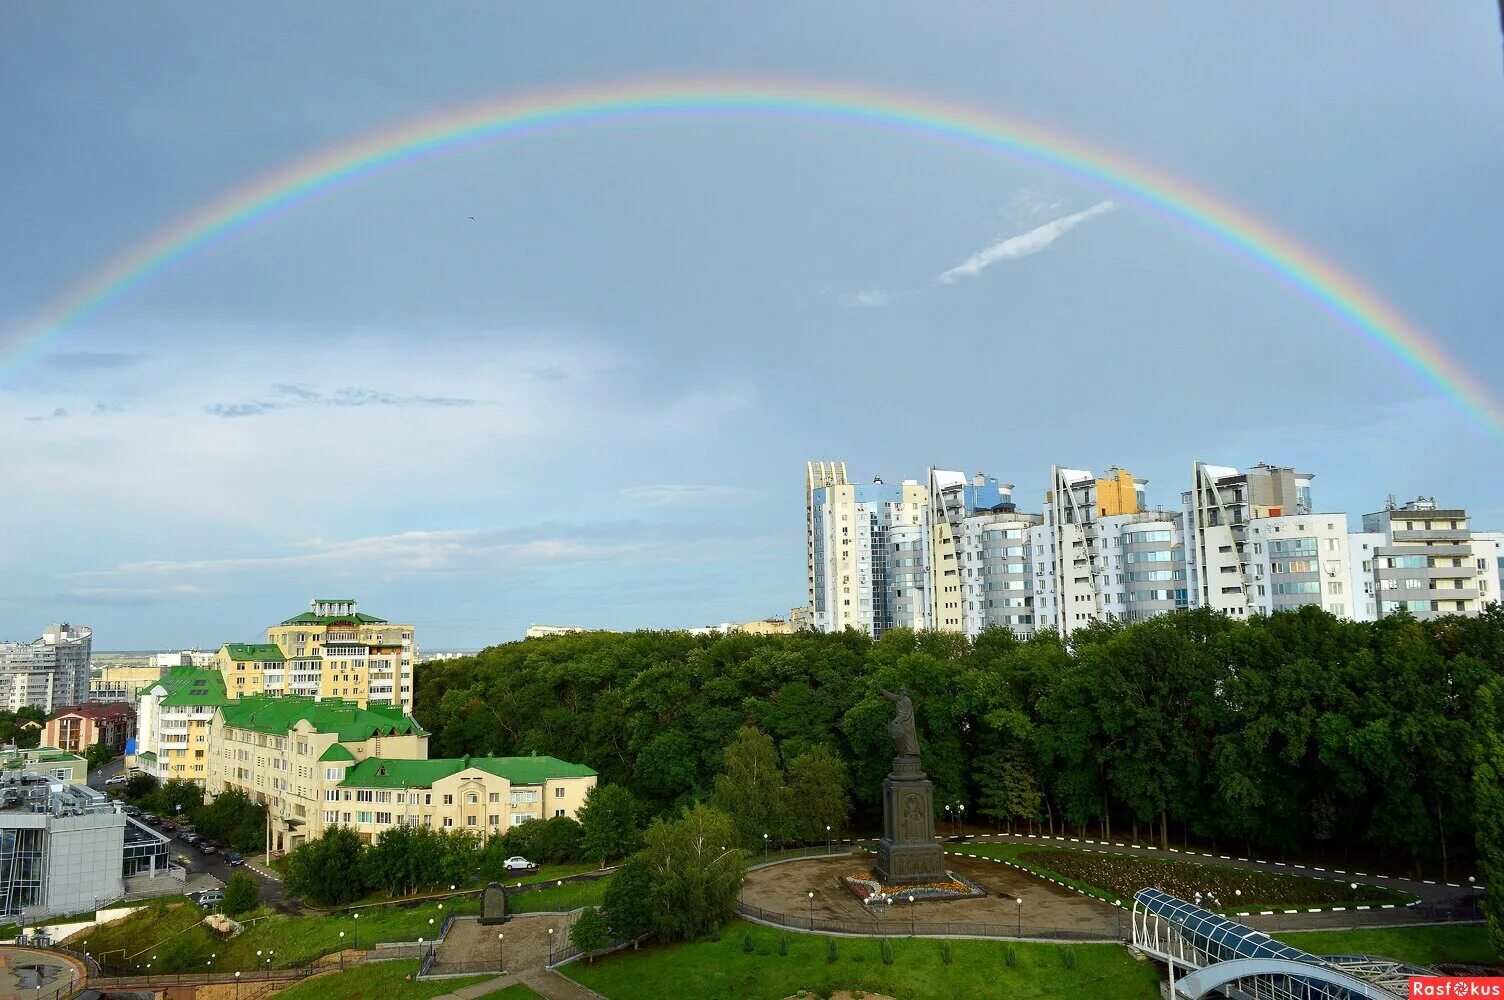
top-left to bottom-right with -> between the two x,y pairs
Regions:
927,469 -> 1018,633
1184,463 -> 1315,618
1242,513 -> 1355,618
90,664 -> 167,704
223,598 -> 419,713
0,623 -> 93,713
806,461 -> 927,636
1361,499 -> 1500,620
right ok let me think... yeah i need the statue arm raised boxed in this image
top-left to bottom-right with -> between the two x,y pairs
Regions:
879,687 -> 899,703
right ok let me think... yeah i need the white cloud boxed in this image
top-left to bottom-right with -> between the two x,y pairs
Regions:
838,288 -> 896,308
619,484 -> 761,507
938,200 -> 1115,284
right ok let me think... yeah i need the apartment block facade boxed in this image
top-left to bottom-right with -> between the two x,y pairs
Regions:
262,599 -> 417,712
804,458 -> 1502,639
0,623 -> 93,713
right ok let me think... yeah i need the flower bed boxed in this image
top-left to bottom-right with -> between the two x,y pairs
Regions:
841,870 -> 986,903
1009,849 -> 1413,911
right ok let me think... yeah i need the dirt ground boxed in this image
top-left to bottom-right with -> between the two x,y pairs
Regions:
741,855 -> 1121,936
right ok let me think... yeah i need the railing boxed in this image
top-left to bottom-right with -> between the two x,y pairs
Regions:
734,899 -> 1124,943
83,965 -> 324,989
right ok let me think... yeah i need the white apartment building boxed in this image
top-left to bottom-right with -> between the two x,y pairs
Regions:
957,507 -> 1040,639
1361,499 -> 1500,620
0,623 -> 93,713
1184,463 -> 1315,618
1243,514 -> 1355,618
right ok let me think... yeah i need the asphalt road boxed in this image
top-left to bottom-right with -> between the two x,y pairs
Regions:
86,756 -> 122,791
161,826 -> 294,911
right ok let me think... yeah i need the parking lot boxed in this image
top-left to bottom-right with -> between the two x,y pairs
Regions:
123,806 -> 295,912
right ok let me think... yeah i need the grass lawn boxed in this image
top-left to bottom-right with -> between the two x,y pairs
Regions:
345,862 -> 608,908
564,918 -> 1161,1000
1278,924 -> 1500,968
66,896 -> 479,973
266,959 -> 492,1000
952,844 -> 1412,912
508,878 -> 607,914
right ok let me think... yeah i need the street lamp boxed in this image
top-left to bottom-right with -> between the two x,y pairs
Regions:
338,931 -> 345,969
548,927 -> 555,967
1470,876 -> 1479,918
957,803 -> 965,837
1350,883 -> 1359,930
826,824 -> 831,855
763,832 -> 769,862
907,895 -> 915,936
497,932 -> 505,972
807,891 -> 815,929
352,910 -> 360,950
1015,897 -> 1023,937
234,971 -> 241,1000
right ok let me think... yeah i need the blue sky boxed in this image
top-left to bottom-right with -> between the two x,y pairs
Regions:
3,3 -> 1502,649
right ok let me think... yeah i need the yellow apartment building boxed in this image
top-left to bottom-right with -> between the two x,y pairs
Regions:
258,598 -> 417,713
136,667 -> 229,783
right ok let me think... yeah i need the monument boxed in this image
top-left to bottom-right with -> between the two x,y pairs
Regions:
873,686 -> 948,885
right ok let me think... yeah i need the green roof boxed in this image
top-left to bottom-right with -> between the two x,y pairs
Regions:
315,598 -> 357,603
138,751 -> 157,761
221,643 -> 285,662
340,754 -> 597,789
155,667 -> 229,708
319,743 -> 356,763
218,695 -> 425,742
278,613 -> 390,626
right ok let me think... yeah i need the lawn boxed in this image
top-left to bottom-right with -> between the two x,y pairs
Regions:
264,959 -> 492,1000
564,918 -> 1162,1000
952,844 -> 1412,912
507,878 -> 607,914
1278,924 -> 1500,968
344,862 -> 607,907
66,895 -> 478,973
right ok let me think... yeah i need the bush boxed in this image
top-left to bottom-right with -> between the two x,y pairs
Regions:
570,906 -> 610,962
940,940 -> 952,965
826,938 -> 838,963
778,935 -> 788,956
283,826 -> 368,906
223,871 -> 259,916
742,932 -> 754,953
1005,945 -> 1017,967
124,772 -> 158,801
1063,947 -> 1077,970
880,938 -> 893,965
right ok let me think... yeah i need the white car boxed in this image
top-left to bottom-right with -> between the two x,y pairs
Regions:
503,856 -> 536,871
104,775 -> 128,786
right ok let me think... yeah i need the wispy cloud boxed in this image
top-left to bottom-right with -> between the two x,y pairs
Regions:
522,366 -> 569,382
619,484 -> 761,507
838,288 -> 897,308
206,384 -> 475,418
76,521 -> 772,580
46,350 -> 151,370
26,407 -> 69,423
938,200 -> 1115,284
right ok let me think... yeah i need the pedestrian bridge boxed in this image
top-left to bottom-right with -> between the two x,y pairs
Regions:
1131,888 -> 1435,999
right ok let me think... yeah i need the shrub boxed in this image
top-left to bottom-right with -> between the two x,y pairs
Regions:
223,872 -> 259,916
1005,945 -> 1017,967
1063,947 -> 1077,970
742,932 -> 754,953
826,937 -> 838,963
940,940 -> 952,965
570,906 -> 609,962
880,938 -> 893,965
778,935 -> 788,956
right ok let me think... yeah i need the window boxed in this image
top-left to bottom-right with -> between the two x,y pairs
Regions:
554,809 -> 566,818
376,812 -> 391,825
443,817 -> 453,828
489,792 -> 500,804
356,810 -> 373,824
467,793 -> 478,805
1327,582 -> 1343,594
443,794 -> 454,805
554,787 -> 565,798
489,814 -> 500,826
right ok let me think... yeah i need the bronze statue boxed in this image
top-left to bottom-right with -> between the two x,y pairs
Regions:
880,686 -> 920,758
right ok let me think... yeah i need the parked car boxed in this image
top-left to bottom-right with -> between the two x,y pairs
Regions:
180,832 -> 200,845
224,853 -> 245,866
161,820 -> 176,831
104,774 -> 128,786
199,843 -> 218,855
195,890 -> 224,910
121,805 -> 142,817
142,813 -> 160,825
503,856 -> 536,871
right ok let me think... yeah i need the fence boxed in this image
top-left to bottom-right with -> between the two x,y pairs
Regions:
734,899 -> 1125,943
83,965 -> 325,990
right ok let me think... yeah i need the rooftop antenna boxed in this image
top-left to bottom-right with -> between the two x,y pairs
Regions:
1385,493 -> 1397,511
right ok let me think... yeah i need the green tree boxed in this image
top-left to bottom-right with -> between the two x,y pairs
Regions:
570,905 -> 610,961
283,826 -> 367,906
578,783 -> 643,865
710,728 -> 788,849
499,816 -> 583,865
151,779 -> 204,822
601,854 -> 656,947
85,740 -> 116,770
223,871 -> 259,916
1474,674 -> 1504,957
783,744 -> 849,843
124,772 -> 158,801
194,789 -> 267,854
639,804 -> 747,942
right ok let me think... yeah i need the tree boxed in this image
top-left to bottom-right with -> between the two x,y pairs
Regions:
85,740 -> 116,771
495,816 -> 583,866
570,905 -> 609,961
639,804 -> 747,942
125,772 -> 158,802
601,854 -> 656,947
1474,675 -> 1504,957
195,790 -> 268,854
783,745 -> 849,843
223,871 -> 259,916
578,784 -> 643,865
710,728 -> 788,849
152,779 -> 204,821
283,826 -> 367,906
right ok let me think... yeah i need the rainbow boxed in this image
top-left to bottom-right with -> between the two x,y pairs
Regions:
9,78 -> 1501,434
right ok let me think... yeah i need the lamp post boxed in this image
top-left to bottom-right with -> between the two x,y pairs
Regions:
1350,883 -> 1359,930
807,891 -> 815,930
826,824 -> 832,855
497,931 -> 505,973
548,926 -> 555,967
234,970 -> 240,1000
957,803 -> 965,838
352,910 -> 360,951
907,894 -> 915,936
884,896 -> 892,941
338,931 -> 345,970
1015,897 -> 1023,937
945,804 -> 952,839
1470,876 -> 1479,918
763,832 -> 769,863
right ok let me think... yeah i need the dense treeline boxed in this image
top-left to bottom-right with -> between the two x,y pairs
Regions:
414,606 -> 1504,880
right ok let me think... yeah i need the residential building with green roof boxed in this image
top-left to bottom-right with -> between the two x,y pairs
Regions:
135,666 -> 228,783
242,598 -> 418,714
201,692 -> 594,852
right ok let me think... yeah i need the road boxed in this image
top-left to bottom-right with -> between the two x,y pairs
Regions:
86,756 -> 122,791
161,827 -> 294,911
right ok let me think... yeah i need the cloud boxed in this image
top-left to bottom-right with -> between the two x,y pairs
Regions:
46,350 -> 150,370
75,520 -> 777,581
26,407 -> 69,423
838,288 -> 896,308
619,484 -> 761,507
938,200 -> 1116,284
50,583 -> 218,606
206,384 -> 476,418
522,366 -> 569,382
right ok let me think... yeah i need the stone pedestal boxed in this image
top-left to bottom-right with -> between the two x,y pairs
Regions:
873,755 -> 947,885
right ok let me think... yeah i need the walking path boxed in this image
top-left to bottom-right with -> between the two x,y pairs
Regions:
429,969 -> 605,1000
